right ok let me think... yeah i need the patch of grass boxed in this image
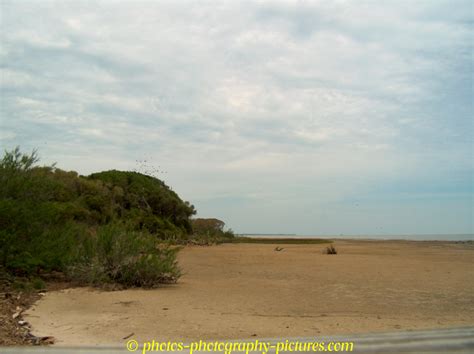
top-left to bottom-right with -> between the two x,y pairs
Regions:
228,237 -> 332,244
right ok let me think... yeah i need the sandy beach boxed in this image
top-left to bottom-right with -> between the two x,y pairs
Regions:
24,240 -> 474,346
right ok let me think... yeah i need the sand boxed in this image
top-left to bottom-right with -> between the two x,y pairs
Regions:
24,240 -> 474,345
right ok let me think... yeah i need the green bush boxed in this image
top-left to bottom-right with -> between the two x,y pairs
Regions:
10,277 -> 46,292
190,218 -> 235,244
32,277 -> 46,290
89,170 -> 196,234
0,147 -> 186,287
69,224 -> 181,287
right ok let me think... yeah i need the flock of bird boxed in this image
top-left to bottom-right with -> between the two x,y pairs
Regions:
132,159 -> 168,178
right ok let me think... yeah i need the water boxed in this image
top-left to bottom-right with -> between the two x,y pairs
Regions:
241,234 -> 474,241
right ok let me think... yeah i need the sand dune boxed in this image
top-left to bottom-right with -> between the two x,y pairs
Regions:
24,240 -> 474,346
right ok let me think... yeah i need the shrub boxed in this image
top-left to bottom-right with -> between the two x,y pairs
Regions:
191,218 -> 235,243
32,277 -> 46,290
9,277 -> 46,292
68,223 -> 181,287
2,148 -> 248,289
12,279 -> 34,292
0,148 -> 187,287
89,170 -> 196,233
325,245 -> 338,254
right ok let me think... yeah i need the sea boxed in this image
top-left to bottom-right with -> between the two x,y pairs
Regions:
240,233 -> 474,241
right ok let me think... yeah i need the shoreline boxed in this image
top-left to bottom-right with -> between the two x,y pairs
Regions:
240,234 -> 474,242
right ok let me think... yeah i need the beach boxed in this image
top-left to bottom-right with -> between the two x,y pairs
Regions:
24,240 -> 474,346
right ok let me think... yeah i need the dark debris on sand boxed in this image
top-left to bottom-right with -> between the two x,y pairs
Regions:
0,275 -> 70,346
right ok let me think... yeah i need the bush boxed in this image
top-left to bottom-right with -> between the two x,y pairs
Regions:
10,277 -> 46,292
0,147 -> 186,287
1,147 -> 235,288
325,245 -> 338,254
32,277 -> 46,290
89,170 -> 196,233
191,218 -> 235,243
68,224 -> 181,287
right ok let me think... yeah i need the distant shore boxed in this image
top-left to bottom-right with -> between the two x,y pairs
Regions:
25,239 -> 474,346
240,234 -> 474,241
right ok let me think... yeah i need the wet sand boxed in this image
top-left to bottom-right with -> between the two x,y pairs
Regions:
24,240 -> 474,345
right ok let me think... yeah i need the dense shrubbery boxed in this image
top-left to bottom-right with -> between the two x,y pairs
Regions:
89,170 -> 195,238
190,218 -> 235,245
68,223 -> 181,286
0,147 -> 194,287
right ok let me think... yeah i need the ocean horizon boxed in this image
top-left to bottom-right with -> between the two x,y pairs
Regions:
240,233 -> 474,241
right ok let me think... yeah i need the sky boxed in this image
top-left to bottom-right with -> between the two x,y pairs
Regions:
1,0 -> 472,235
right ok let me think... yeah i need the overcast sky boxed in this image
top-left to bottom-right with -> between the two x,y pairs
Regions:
1,0 -> 472,235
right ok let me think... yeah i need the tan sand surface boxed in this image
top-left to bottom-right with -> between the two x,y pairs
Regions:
24,240 -> 474,345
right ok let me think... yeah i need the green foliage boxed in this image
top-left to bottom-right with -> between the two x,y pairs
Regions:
10,277 -> 46,292
0,146 -> 39,172
0,147 -> 191,287
229,237 -> 331,244
88,170 -> 196,238
192,218 -> 225,234
191,218 -> 235,244
12,279 -> 34,292
68,224 -> 181,287
32,277 -> 46,290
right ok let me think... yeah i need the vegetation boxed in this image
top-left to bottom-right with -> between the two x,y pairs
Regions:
325,245 -> 338,254
229,237 -> 330,244
0,147 -> 331,289
89,170 -> 195,237
189,218 -> 235,245
68,223 -> 181,286
0,147 -> 193,287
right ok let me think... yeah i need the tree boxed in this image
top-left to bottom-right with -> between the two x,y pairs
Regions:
192,218 -> 226,235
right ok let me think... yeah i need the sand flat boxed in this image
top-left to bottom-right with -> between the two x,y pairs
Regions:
24,240 -> 474,345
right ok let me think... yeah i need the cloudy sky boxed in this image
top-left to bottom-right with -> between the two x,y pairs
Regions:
1,0 -> 472,235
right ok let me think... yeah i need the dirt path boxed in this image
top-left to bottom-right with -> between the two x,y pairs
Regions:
24,240 -> 474,345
